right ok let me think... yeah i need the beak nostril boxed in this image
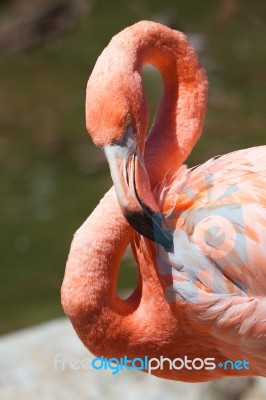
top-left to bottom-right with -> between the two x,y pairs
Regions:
125,161 -> 130,187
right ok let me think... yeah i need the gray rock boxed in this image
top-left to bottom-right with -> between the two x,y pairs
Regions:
0,318 -> 265,399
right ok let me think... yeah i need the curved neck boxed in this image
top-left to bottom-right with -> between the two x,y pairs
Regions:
129,23 -> 208,187
61,186 -> 165,356
61,187 -> 135,353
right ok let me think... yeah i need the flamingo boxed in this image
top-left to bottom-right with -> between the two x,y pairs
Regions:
61,21 -> 266,382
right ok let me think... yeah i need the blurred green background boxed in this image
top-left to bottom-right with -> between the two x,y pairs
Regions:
0,0 -> 265,334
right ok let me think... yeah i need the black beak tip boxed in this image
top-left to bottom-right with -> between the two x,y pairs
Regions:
124,208 -> 174,252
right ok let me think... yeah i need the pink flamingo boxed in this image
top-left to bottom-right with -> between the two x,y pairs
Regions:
61,21 -> 266,381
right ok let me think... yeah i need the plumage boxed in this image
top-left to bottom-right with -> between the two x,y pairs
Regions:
61,21 -> 266,382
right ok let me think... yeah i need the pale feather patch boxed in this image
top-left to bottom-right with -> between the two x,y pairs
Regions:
153,146 -> 266,300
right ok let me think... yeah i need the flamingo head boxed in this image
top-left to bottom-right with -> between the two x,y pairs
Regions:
86,38 -> 149,149
85,43 -> 172,249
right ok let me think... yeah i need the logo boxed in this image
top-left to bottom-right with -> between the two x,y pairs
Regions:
53,354 -> 250,375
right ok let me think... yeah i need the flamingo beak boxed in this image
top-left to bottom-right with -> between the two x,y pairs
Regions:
103,124 -> 173,249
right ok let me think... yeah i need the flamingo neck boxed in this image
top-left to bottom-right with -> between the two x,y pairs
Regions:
61,187 -> 137,354
130,23 -> 208,187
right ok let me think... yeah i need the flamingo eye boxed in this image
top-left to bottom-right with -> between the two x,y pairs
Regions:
124,113 -> 132,127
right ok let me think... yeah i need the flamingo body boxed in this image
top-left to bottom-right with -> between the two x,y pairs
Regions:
61,21 -> 266,381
